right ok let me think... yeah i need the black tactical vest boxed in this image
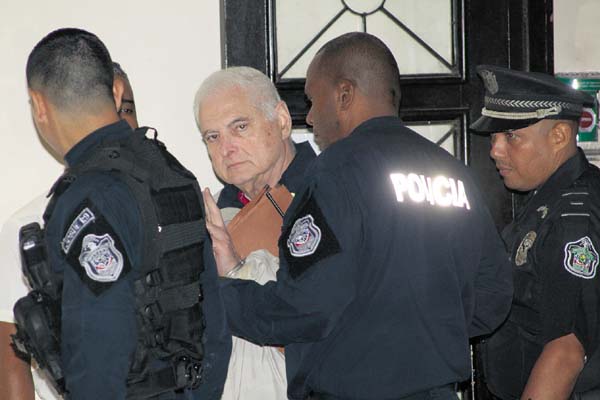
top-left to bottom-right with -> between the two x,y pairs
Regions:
15,128 -> 221,399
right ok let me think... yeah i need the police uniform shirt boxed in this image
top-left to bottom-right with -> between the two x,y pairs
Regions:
43,120 -> 142,398
484,149 -> 600,398
44,120 -> 231,400
220,116 -> 513,399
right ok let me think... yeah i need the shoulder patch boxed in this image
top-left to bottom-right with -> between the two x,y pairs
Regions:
61,207 -> 95,254
563,236 -> 598,279
63,201 -> 132,295
287,215 -> 321,257
79,233 -> 124,282
280,191 -> 340,280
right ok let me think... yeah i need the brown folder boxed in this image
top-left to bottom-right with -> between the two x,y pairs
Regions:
227,184 -> 293,259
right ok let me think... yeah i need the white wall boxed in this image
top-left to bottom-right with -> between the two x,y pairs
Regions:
5,0 -> 592,228
554,0 -> 600,73
0,0 -> 223,226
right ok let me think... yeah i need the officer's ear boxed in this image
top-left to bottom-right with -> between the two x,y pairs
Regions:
336,78 -> 355,112
112,77 -> 125,112
549,121 -> 576,151
28,89 -> 48,125
274,100 -> 293,140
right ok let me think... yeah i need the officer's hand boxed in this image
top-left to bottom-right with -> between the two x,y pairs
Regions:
202,188 -> 241,276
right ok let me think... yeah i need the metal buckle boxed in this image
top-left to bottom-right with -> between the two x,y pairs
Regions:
144,270 -> 162,286
143,302 -> 162,320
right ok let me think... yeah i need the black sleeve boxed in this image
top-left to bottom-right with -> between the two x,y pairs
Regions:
469,206 -> 513,338
537,217 -> 600,355
220,171 -> 362,345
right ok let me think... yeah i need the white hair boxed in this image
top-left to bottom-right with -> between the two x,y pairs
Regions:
193,66 -> 281,130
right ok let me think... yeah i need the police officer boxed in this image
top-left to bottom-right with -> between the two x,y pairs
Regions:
113,61 -> 138,129
471,66 -> 600,399
0,60 -> 138,400
203,32 -> 513,400
19,28 -> 229,399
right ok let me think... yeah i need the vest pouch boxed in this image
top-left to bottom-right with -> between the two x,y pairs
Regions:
12,291 -> 65,394
19,222 -> 62,299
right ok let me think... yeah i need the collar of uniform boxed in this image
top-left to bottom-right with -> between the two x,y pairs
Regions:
520,148 -> 589,217
280,141 -> 316,193
64,120 -> 132,167
217,184 -> 244,209
352,116 -> 401,136
217,141 -> 317,208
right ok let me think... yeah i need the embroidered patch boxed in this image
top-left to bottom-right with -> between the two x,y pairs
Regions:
563,236 -> 598,279
515,231 -> 537,266
63,200 -> 131,296
78,233 -> 124,282
279,191 -> 340,280
481,70 -> 499,94
61,207 -> 95,254
287,215 -> 321,257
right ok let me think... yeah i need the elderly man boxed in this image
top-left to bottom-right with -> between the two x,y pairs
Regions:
203,32 -> 512,400
0,61 -> 138,400
471,65 -> 600,399
193,66 -> 316,400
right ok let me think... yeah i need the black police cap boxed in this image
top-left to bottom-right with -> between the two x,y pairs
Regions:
470,65 -> 594,133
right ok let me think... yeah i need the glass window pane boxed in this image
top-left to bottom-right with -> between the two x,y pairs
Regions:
275,0 -> 456,80
407,122 -> 457,156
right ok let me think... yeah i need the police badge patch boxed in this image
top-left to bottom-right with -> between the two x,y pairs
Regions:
63,200 -> 132,295
287,215 -> 321,257
280,190 -> 340,280
78,233 -> 124,282
563,236 -> 599,279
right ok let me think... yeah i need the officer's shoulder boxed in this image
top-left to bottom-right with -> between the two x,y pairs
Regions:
562,164 -> 600,205
548,169 -> 600,280
553,169 -> 600,230
67,170 -> 134,197
56,170 -> 139,223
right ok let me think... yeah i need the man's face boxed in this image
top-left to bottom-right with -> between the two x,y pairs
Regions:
198,86 -> 289,194
117,77 -> 138,128
305,59 -> 345,150
489,120 -> 558,191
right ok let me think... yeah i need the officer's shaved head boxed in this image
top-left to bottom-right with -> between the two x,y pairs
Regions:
26,28 -> 115,112
313,32 -> 401,110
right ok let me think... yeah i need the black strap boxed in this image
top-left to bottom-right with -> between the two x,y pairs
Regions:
126,355 -> 202,399
143,282 -> 201,320
160,220 -> 206,253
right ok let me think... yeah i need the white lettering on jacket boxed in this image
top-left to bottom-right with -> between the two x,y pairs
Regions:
390,173 -> 471,210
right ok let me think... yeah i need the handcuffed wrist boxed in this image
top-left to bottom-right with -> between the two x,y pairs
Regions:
225,258 -> 246,278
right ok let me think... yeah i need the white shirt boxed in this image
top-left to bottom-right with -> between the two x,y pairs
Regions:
218,206 -> 288,400
220,249 -> 288,400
